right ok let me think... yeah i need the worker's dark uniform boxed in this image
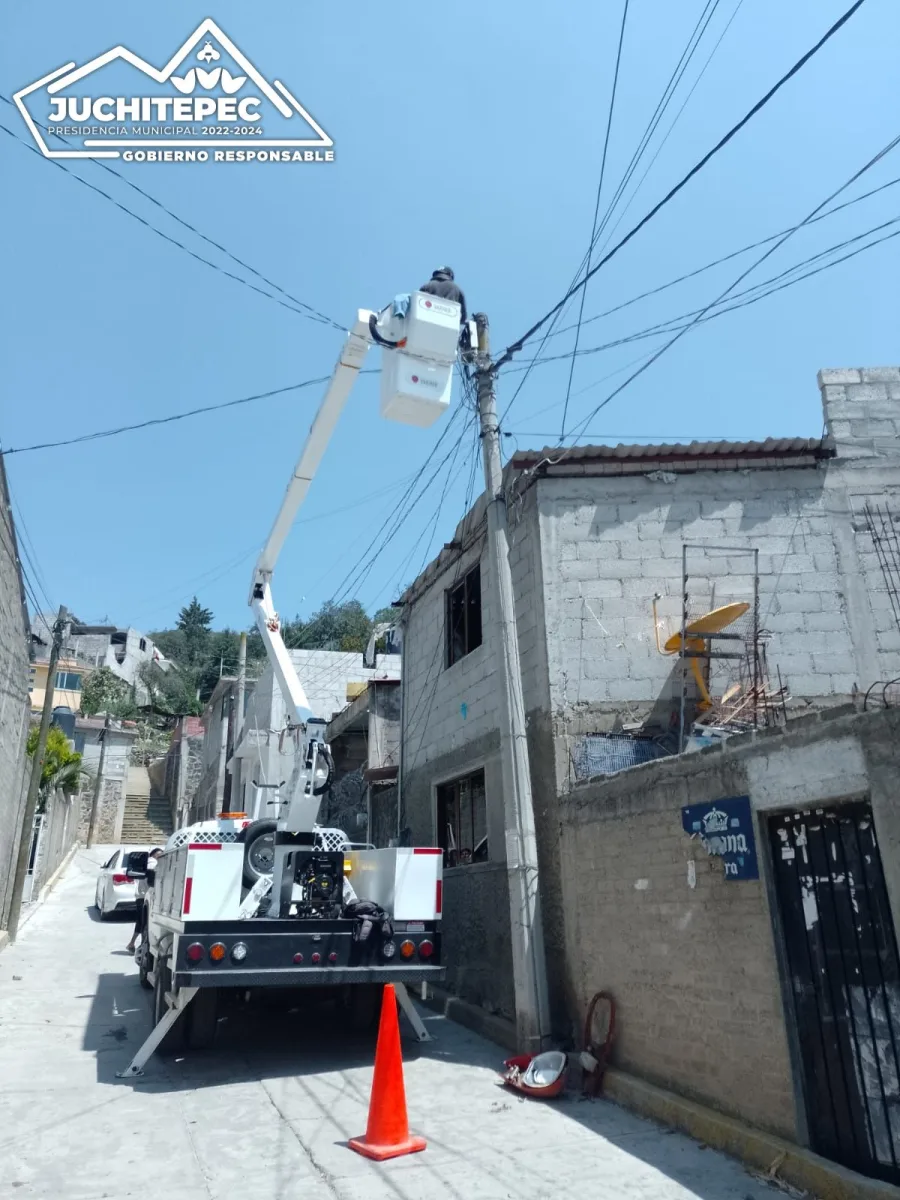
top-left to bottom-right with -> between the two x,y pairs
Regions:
419,270 -> 467,324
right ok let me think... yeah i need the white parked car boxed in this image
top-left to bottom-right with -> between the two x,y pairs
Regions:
95,847 -> 152,919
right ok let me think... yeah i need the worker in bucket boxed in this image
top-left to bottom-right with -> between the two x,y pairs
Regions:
419,266 -> 467,324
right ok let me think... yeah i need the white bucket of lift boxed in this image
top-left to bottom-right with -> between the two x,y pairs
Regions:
380,352 -> 452,427
376,291 -> 460,428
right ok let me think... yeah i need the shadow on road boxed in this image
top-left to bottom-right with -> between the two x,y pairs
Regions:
84,905 -> 134,924
79,970 -> 774,1200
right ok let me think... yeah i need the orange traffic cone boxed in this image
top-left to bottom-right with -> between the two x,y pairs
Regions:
349,984 -> 427,1161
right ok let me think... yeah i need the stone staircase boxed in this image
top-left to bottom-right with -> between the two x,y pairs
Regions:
120,794 -> 173,845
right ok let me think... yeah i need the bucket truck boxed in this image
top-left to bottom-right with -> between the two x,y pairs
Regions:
118,294 -> 472,1077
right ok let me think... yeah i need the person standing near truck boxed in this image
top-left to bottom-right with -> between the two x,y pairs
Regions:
126,848 -> 162,953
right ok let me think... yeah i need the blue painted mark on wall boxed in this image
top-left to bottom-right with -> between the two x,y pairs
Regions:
681,795 -> 759,881
460,702 -> 467,720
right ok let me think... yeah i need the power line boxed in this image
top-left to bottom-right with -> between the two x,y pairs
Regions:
505,211 -> 900,374
494,0 -> 870,370
586,0 -> 726,263
560,0 -> 631,442
6,489 -> 56,615
547,133 -> 900,459
542,174 -> 900,343
324,405 -> 470,609
496,0 -> 770,424
2,373 -> 376,456
594,0 -> 745,259
0,114 -> 342,331
509,211 -> 900,376
2,97 -> 344,331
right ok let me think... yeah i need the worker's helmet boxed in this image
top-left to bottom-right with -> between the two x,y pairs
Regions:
434,266 -> 454,279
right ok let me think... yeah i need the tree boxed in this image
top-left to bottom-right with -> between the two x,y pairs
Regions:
139,660 -> 202,717
176,597 -> 213,670
26,726 -> 90,813
283,600 -> 374,653
80,666 -> 136,718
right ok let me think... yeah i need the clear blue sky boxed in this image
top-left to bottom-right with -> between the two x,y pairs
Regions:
1,0 -> 897,633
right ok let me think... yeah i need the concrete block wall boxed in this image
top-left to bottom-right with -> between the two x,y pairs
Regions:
819,369 -> 900,688
560,761 -> 798,1140
0,456 -> 32,932
820,367 -> 900,459
537,466 -> 852,729
402,538 -> 498,779
558,704 -> 900,1144
76,729 -> 135,843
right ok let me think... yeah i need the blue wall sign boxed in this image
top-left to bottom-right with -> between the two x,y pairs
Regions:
681,795 -> 759,881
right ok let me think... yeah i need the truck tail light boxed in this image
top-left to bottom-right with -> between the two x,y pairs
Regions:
399,940 -> 415,959
310,952 -> 322,965
231,942 -> 248,963
293,952 -> 304,964
112,873 -> 129,886
209,943 -> 226,962
382,941 -> 396,959
186,943 -> 205,963
418,939 -> 434,960
328,952 -> 338,964
435,880 -> 442,915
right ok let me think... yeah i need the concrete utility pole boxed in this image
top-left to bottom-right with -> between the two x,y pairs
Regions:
7,605 -> 67,942
235,632 -> 247,744
472,313 -> 550,1051
86,715 -> 111,848
229,631 -> 248,815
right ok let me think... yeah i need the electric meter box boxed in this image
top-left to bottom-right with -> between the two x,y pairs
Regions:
402,291 -> 461,364
380,352 -> 452,427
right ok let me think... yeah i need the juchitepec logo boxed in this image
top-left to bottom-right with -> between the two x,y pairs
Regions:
14,18 -> 335,165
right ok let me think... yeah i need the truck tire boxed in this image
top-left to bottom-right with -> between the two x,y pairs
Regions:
152,955 -> 185,1055
238,819 -> 277,887
185,987 -> 219,1050
138,943 -> 153,990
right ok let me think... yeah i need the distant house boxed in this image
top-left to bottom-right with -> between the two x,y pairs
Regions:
31,615 -> 168,708
29,654 -> 83,714
231,649 -> 400,828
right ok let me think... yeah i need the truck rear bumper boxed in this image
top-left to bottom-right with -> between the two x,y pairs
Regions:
174,964 -> 446,989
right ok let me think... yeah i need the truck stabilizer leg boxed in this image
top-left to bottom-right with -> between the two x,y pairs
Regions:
116,986 -> 198,1079
394,981 -> 433,1043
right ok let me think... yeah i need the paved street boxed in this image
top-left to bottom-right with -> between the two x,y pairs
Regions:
0,848 -> 785,1200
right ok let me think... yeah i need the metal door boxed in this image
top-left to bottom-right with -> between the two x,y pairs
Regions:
770,802 -> 900,1183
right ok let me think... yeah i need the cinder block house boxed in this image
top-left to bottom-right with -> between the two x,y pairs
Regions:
395,367 -> 900,1026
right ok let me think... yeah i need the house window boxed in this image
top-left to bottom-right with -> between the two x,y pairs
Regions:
446,564 -> 482,667
139,638 -> 146,652
55,671 -> 82,690
436,769 -> 487,868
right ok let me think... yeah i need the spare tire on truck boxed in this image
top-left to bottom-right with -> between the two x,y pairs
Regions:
238,819 -> 277,888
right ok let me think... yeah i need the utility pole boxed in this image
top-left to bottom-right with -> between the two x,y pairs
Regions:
472,313 -> 550,1052
229,631 -> 248,815
235,632 -> 247,744
86,714 -> 111,848
7,605 -> 67,942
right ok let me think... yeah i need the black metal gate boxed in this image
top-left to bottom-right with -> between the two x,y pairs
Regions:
770,802 -> 900,1183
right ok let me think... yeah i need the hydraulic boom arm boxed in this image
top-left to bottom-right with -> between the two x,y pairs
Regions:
249,310 -> 374,728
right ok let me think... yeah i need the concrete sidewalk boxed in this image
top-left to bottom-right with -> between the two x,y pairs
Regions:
0,848 -> 788,1200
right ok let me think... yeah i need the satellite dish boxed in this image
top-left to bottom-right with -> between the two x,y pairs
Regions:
663,602 -> 750,712
663,602 -> 750,653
